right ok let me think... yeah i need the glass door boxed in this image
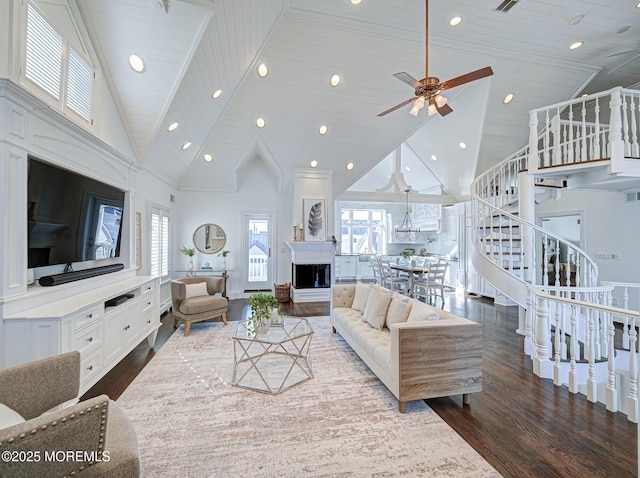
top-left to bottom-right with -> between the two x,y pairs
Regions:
243,214 -> 273,292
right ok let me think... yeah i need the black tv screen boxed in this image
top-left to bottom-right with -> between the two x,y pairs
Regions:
27,157 -> 126,269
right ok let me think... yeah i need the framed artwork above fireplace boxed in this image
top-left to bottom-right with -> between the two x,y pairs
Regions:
302,198 -> 326,241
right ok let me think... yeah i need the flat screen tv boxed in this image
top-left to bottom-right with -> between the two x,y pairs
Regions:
27,157 -> 126,269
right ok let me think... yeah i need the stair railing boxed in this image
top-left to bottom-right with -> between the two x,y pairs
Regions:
529,284 -> 640,422
528,87 -> 640,172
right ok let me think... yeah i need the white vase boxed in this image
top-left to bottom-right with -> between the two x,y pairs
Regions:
188,258 -> 194,276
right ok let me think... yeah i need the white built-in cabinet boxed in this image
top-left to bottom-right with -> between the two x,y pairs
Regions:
2,276 -> 160,394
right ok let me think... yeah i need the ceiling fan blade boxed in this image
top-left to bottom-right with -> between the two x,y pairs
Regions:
393,72 -> 421,88
607,49 -> 640,58
377,97 -> 417,117
439,66 -> 494,91
436,102 -> 453,116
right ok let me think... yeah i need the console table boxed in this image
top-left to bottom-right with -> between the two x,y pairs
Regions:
175,269 -> 231,297
2,276 -> 160,395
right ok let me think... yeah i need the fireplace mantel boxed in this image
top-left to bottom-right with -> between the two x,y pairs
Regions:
285,241 -> 334,264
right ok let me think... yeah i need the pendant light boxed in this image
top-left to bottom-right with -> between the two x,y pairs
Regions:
395,189 -> 420,241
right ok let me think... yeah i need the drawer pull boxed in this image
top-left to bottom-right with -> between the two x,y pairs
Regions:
147,319 -> 151,324
87,313 -> 93,319
124,325 -> 130,331
87,365 -> 93,371
147,302 -> 152,307
87,337 -> 93,343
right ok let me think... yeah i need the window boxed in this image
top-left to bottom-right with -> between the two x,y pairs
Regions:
150,206 -> 170,279
24,2 -> 94,123
340,209 -> 386,255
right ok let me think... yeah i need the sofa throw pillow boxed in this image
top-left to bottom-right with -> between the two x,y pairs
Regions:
385,293 -> 412,328
406,300 -> 440,322
362,288 -> 394,330
352,281 -> 372,313
184,281 -> 209,299
0,402 -> 25,429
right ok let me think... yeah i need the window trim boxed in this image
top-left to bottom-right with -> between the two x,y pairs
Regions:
340,208 -> 387,255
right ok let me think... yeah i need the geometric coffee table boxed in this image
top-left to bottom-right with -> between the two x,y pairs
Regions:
231,317 -> 314,395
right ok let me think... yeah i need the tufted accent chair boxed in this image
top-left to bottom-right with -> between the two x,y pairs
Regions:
0,351 -> 139,477
171,277 -> 228,336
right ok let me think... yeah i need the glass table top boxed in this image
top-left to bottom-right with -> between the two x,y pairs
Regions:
232,316 -> 313,343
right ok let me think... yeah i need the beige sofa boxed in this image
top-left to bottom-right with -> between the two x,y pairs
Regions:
331,283 -> 483,413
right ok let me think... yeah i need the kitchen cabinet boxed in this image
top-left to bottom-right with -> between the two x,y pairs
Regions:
335,255 -> 357,280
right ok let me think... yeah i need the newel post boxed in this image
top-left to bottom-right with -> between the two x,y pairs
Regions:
533,296 -> 552,379
609,87 -> 624,173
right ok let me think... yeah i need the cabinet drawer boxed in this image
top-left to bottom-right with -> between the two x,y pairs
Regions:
141,282 -> 155,297
80,349 -> 103,388
73,304 -> 104,330
72,320 -> 103,357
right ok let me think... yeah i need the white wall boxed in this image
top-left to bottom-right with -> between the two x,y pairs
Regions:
536,189 -> 640,309
175,158 -> 292,298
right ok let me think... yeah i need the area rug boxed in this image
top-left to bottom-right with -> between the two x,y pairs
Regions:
117,317 -> 500,477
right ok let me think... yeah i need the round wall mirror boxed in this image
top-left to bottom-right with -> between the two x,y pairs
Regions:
193,223 -> 226,254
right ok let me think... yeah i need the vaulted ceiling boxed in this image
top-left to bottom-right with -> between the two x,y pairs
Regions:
76,0 -> 640,201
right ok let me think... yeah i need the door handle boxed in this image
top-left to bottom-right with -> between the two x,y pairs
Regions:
269,247 -> 271,257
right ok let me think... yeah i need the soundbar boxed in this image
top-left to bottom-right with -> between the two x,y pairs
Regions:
39,263 -> 125,287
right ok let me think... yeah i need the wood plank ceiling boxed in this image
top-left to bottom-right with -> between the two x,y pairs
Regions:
77,0 -> 640,200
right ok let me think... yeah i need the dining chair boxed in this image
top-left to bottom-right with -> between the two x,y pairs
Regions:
414,260 -> 448,306
379,258 -> 409,294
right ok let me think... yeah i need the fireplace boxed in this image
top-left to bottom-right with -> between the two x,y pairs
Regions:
292,263 -> 331,289
285,241 -> 334,302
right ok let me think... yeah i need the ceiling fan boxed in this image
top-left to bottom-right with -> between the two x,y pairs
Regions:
378,0 -> 494,118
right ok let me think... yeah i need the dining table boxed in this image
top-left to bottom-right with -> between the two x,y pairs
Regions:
390,258 -> 437,297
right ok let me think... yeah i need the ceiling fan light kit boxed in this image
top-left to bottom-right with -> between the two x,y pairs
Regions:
378,0 -> 493,118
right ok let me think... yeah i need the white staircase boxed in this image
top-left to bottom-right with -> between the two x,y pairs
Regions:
470,86 -> 640,421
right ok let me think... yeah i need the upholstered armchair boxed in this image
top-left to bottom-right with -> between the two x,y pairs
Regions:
171,277 -> 228,336
0,351 -> 139,477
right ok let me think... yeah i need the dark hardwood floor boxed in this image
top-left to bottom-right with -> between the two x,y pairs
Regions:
83,292 -> 637,477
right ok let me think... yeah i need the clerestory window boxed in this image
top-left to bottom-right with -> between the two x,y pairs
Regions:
23,2 -> 94,124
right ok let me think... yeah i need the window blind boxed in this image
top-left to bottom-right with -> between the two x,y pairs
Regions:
66,48 -> 93,121
150,207 -> 170,278
25,3 -> 63,100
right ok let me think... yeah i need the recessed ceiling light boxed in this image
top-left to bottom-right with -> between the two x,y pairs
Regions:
636,2 -> 640,8
569,41 -> 584,50
212,89 -> 222,99
257,63 -> 268,77
318,125 -> 328,135
129,54 -> 145,73
346,162 -> 354,171
182,141 -> 192,150
351,0 -> 361,4
503,93 -> 514,104
256,117 -> 266,128
204,154 -> 213,162
167,121 -> 179,132
449,16 -> 462,26
310,159 -> 318,168
330,74 -> 341,87
459,142 -> 467,149
431,155 -> 437,161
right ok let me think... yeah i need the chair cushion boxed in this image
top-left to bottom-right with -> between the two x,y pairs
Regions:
352,281 -> 372,313
0,402 -> 24,429
184,281 -> 209,299
179,295 -> 227,315
362,287 -> 393,330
